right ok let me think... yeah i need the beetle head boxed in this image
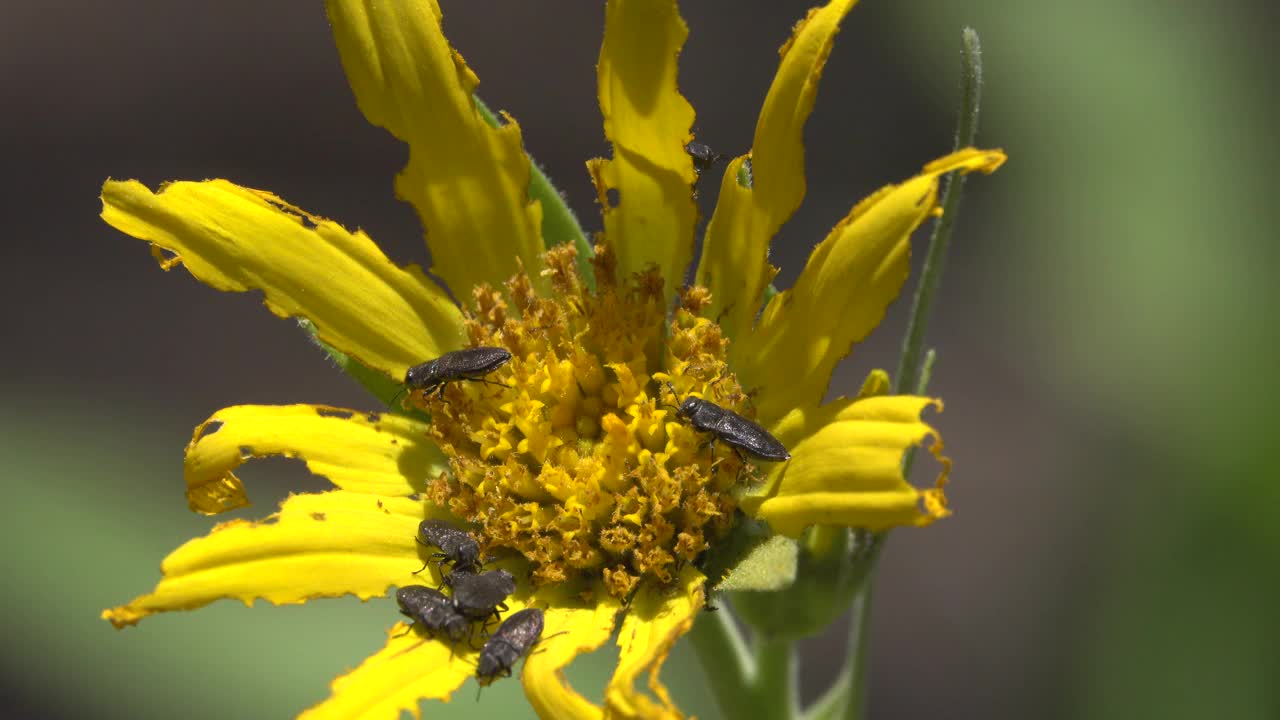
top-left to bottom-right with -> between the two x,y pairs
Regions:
403,360 -> 435,388
663,382 -> 691,418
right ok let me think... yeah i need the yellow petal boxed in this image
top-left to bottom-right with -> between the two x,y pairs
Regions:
696,0 -> 858,339
101,179 -> 465,380
740,395 -> 950,537
300,622 -> 474,720
737,148 -> 1006,425
694,155 -> 779,341
103,491 -> 428,628
184,404 -> 447,515
590,0 -> 698,304
522,586 -> 623,720
326,0 -> 546,297
606,567 -> 706,719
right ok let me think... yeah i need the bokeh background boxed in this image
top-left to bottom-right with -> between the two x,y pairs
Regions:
3,0 -> 1276,718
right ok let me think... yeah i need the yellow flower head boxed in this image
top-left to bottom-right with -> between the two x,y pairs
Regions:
99,1 -> 1004,718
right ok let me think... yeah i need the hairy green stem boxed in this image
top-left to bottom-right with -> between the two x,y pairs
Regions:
836,28 -> 985,720
893,27 -> 983,396
688,608 -> 757,719
753,634 -> 798,720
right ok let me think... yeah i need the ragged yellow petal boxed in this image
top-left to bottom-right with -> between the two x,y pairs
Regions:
300,622 -> 475,720
101,179 -> 465,380
590,0 -> 698,305
184,404 -> 448,515
522,586 -> 623,720
695,155 -> 779,341
753,0 -> 859,227
740,395 -> 950,537
696,0 -> 858,339
737,148 -> 1006,425
326,0 -> 546,297
103,491 -> 427,628
606,567 -> 705,720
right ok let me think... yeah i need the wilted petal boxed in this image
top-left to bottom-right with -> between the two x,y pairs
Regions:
101,179 -> 465,380
103,491 -> 430,628
696,0 -> 859,340
738,149 -> 1005,425
741,395 -> 950,536
605,566 -> 705,719
299,622 -> 475,720
183,404 -> 446,514
521,587 -> 623,720
588,0 -> 698,306
326,0 -> 547,297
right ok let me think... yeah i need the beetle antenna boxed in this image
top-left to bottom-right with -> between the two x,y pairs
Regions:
390,385 -> 410,409
659,381 -> 682,411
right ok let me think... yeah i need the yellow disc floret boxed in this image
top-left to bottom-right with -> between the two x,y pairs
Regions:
415,245 -> 753,598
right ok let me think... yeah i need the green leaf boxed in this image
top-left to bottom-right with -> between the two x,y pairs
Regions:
731,529 -> 880,642
701,516 -> 798,593
716,535 -> 799,592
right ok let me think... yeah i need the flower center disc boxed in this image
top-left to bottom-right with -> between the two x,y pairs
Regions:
416,246 -> 753,598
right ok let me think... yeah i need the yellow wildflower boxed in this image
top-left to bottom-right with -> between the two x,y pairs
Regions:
100,1 -> 1003,718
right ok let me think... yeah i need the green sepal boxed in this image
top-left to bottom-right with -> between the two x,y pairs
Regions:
736,157 -> 754,188
701,515 -> 798,593
730,529 -> 882,641
761,283 -> 778,308
297,319 -> 430,423
473,95 -> 595,289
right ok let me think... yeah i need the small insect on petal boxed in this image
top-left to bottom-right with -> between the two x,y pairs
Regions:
476,607 -> 545,686
448,569 -> 517,621
666,382 -> 791,462
416,519 -> 481,574
395,585 -> 471,643
685,142 -> 726,177
403,347 -> 513,400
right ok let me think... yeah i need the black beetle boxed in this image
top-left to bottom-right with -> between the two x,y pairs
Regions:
404,347 -> 512,400
449,568 -> 517,621
476,607 -> 544,685
396,585 -> 471,643
665,382 -> 791,463
415,519 -> 481,575
685,141 -> 725,176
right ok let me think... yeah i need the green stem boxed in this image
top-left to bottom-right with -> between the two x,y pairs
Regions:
833,28 -> 985,720
753,634 -> 798,720
840,570 -> 879,720
900,348 -> 937,478
688,607 -> 757,720
893,27 -> 983,396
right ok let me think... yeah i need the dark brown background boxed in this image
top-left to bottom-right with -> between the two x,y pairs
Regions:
2,1 -> 1276,718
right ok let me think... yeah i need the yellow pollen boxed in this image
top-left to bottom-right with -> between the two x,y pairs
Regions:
417,245 -> 755,598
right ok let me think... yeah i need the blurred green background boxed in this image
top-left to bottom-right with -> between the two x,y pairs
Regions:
2,0 -> 1275,717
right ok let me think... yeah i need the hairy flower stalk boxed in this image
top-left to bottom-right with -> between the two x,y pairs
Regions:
96,0 -> 1003,718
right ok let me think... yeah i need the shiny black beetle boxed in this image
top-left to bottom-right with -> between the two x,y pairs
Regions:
685,141 -> 725,176
448,568 -> 517,621
665,382 -> 791,463
415,519 -> 481,575
404,347 -> 512,399
476,608 -> 545,685
396,585 -> 471,643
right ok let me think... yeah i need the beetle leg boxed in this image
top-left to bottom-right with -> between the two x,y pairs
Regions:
732,448 -> 749,483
